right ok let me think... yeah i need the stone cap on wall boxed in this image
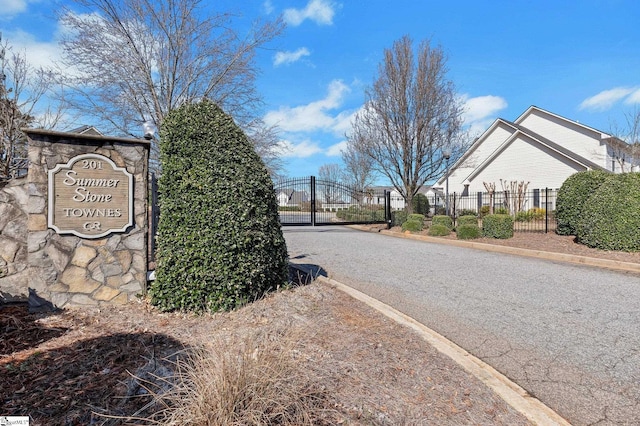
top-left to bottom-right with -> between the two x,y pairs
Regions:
22,128 -> 152,146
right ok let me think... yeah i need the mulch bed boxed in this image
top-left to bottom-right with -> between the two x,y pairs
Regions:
0,305 -> 174,425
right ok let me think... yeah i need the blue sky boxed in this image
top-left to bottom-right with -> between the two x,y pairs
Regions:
3,0 -> 640,181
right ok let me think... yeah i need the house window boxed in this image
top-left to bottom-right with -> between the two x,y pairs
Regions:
462,184 -> 469,196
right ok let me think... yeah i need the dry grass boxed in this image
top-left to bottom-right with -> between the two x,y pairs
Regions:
131,330 -> 334,426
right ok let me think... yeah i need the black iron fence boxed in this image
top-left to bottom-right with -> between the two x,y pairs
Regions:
430,188 -> 559,233
274,176 -> 391,226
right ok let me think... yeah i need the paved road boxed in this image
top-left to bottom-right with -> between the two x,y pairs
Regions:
283,226 -> 640,426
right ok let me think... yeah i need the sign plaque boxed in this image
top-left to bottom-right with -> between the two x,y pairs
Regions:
48,154 -> 134,239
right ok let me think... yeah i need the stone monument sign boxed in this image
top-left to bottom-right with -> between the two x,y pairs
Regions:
48,153 -> 133,238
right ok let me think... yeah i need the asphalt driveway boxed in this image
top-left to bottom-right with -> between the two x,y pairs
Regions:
283,226 -> 640,426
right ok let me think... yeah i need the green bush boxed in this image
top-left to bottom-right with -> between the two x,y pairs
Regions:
482,214 -> 513,239
392,210 -> 408,227
556,170 -> 611,236
151,101 -> 288,313
428,224 -> 451,236
495,207 -> 509,215
514,210 -> 534,222
402,219 -> 423,232
432,215 -> 453,230
407,213 -> 425,222
479,206 -> 491,218
412,193 -> 430,215
576,173 -> 640,251
456,224 -> 482,240
457,215 -> 478,227
458,209 -> 477,217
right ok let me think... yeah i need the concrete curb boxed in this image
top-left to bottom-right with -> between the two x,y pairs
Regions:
350,226 -> 640,274
311,274 -> 571,426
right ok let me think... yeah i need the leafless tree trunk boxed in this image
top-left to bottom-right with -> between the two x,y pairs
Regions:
54,0 -> 284,172
349,35 -> 464,214
483,181 -> 495,214
343,131 -> 376,200
318,163 -> 342,204
500,179 -> 529,214
0,35 -> 62,180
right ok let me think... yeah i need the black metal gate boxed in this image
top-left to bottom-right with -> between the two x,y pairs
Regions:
274,176 -> 391,226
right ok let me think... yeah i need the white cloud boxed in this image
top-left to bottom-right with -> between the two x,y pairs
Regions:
458,94 -> 507,137
326,140 -> 347,156
461,95 -> 507,124
264,79 -> 351,134
579,87 -> 637,111
2,29 -> 62,70
0,0 -> 28,16
263,0 -> 274,14
623,88 -> 640,105
277,139 -> 323,158
283,0 -> 336,26
273,47 -> 310,66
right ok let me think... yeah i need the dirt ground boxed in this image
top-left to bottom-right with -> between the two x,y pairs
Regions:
1,231 -> 637,425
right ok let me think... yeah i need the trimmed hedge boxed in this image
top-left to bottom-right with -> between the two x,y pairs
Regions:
402,214 -> 424,232
432,215 -> 453,230
556,170 -> 610,235
458,209 -> 478,217
402,219 -> 423,232
456,224 -> 482,240
457,215 -> 478,227
576,173 -> 640,251
482,214 -> 513,239
336,208 -> 384,222
151,101 -> 288,313
428,224 -> 451,236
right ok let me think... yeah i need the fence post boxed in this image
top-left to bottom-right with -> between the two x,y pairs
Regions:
310,176 -> 316,226
545,187 -> 549,233
385,190 -> 392,229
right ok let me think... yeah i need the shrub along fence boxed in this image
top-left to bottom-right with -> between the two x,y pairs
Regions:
431,188 -> 559,233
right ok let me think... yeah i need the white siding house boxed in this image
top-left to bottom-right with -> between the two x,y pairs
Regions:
431,106 -> 638,196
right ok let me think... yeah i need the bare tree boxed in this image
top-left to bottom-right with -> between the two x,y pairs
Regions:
318,163 -> 342,204
245,119 -> 285,178
349,35 -> 464,214
55,0 -> 284,170
342,132 -> 376,194
483,181 -> 496,214
500,179 -> 529,214
609,108 -> 640,172
0,35 -> 62,180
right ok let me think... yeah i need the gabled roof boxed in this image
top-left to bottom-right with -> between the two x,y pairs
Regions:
434,106 -> 612,187
434,118 -> 517,186
463,124 -> 606,183
515,106 -> 612,139
69,125 -> 104,136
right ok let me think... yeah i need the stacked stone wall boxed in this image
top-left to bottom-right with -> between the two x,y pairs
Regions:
0,130 -> 150,308
0,176 -> 29,301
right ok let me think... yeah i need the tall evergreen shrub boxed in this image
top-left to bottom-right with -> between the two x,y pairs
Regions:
150,101 -> 288,313
556,170 -> 610,235
412,193 -> 430,215
576,173 -> 640,251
